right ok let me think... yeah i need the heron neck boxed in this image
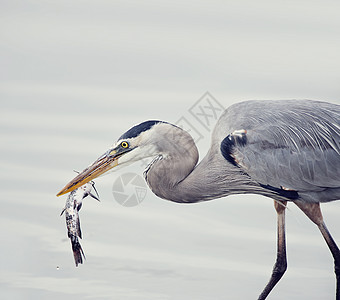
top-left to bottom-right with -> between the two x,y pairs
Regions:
145,148 -> 257,203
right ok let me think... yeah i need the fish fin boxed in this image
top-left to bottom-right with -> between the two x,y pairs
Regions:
92,184 -> 100,200
89,192 -> 100,202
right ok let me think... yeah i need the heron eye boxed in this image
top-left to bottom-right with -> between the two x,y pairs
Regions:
121,141 -> 129,148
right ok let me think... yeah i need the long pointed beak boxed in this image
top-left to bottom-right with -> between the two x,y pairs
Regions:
57,148 -> 122,196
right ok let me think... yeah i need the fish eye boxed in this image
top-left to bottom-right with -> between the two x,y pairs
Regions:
121,141 -> 129,148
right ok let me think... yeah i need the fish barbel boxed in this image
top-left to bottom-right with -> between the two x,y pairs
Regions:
60,181 -> 99,266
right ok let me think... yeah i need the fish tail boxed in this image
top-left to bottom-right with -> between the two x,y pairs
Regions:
70,236 -> 86,267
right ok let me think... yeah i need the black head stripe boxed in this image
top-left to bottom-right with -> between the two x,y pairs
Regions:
119,120 -> 165,140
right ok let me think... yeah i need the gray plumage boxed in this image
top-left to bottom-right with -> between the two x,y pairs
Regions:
57,99 -> 340,299
142,100 -> 340,204
118,99 -> 340,299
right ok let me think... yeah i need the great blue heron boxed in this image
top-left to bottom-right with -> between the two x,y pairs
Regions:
57,99 -> 340,299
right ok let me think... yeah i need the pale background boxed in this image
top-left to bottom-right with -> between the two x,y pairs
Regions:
1,1 -> 340,299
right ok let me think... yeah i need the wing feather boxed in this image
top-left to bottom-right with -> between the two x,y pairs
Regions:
218,100 -> 340,195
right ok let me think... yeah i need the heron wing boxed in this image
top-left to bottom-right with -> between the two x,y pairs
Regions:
221,100 -> 340,193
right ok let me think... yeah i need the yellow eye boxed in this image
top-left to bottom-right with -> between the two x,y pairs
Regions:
121,141 -> 129,148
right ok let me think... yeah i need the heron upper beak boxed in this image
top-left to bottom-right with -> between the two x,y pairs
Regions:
56,146 -> 131,196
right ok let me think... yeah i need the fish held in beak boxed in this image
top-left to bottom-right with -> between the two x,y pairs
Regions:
56,149 -> 120,196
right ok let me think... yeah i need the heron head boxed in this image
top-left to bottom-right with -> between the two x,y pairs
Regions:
56,120 -> 174,196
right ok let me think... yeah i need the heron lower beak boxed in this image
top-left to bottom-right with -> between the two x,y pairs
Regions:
56,147 -> 128,196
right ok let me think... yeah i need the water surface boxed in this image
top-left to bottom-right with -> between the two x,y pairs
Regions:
1,1 -> 340,299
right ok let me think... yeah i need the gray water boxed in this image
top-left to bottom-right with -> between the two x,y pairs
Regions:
1,1 -> 340,299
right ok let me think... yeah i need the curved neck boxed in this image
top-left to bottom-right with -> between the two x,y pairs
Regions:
145,144 -> 261,203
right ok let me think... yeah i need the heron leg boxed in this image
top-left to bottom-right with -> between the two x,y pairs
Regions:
295,201 -> 340,300
258,200 -> 287,300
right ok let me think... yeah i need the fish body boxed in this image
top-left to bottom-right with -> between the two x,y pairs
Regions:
61,182 -> 99,266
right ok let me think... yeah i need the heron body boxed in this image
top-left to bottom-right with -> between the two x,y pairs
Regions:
57,99 -> 340,299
